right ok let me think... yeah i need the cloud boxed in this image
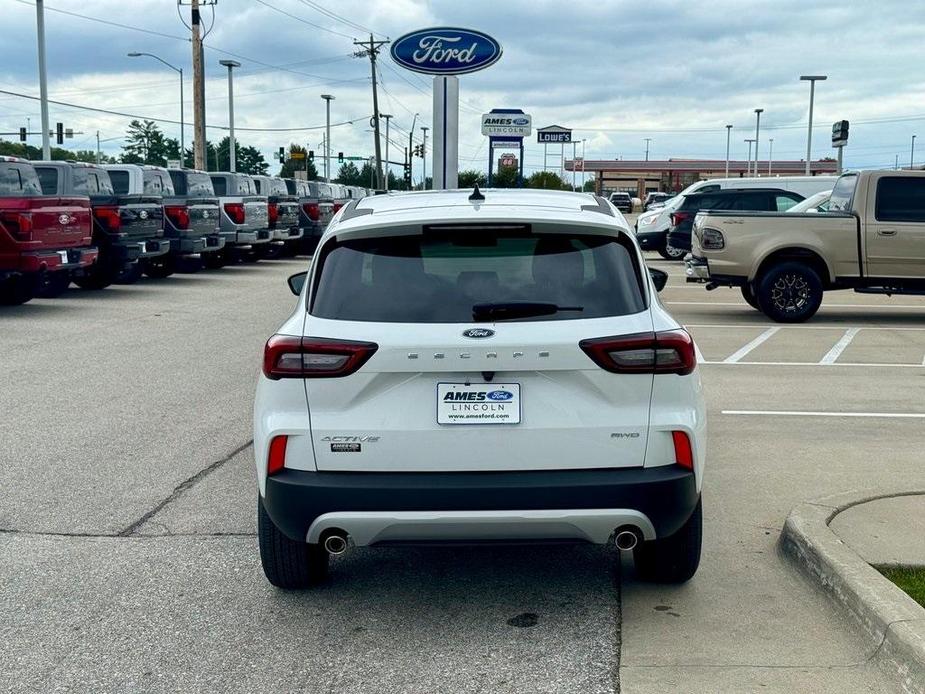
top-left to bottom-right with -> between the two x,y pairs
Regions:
1,0 -> 923,175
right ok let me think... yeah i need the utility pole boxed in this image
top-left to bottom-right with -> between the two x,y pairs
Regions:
96,130 -> 100,164
381,113 -> 392,190
911,135 -> 917,170
354,34 -> 389,189
321,94 -> 335,183
895,154 -> 899,170
753,108 -> 763,177
644,138 -> 651,162
725,125 -> 733,177
421,126 -> 429,189
571,141 -> 577,191
35,0 -> 51,160
190,0 -> 207,170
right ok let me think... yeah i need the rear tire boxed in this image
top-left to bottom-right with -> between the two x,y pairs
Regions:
202,251 -> 226,269
756,262 -> 823,323
740,283 -> 760,310
117,262 -> 143,285
257,497 -> 329,589
658,243 -> 686,261
144,257 -> 174,279
73,264 -> 114,290
0,274 -> 38,306
633,499 -> 702,584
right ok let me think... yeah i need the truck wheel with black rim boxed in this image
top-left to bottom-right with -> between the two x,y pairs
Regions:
258,497 -> 329,589
756,262 -> 823,323
633,499 -> 702,583
740,283 -> 760,310
658,243 -> 686,261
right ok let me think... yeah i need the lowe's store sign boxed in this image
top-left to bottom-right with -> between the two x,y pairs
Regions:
390,28 -> 503,75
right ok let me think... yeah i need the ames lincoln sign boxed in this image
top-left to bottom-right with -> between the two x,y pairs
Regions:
481,113 -> 532,137
390,28 -> 502,75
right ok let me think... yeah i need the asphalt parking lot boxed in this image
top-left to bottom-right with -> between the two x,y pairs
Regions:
3,234 -> 925,693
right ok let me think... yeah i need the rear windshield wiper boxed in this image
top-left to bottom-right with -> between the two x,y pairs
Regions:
472,302 -> 584,321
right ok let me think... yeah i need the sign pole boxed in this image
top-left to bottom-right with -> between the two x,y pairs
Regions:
543,143 -> 547,173
519,140 -> 524,186
487,139 -> 494,187
432,76 -> 459,190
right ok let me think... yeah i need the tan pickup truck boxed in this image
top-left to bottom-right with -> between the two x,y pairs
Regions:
685,170 -> 925,322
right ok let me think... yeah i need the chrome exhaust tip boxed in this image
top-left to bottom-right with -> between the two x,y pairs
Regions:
614,528 -> 640,551
322,532 -> 349,556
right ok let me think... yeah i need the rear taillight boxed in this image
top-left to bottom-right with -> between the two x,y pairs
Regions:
302,203 -> 320,221
579,330 -> 696,376
93,205 -> 121,232
267,434 -> 288,476
224,202 -> 245,224
332,201 -> 344,213
672,431 -> 694,470
164,205 -> 190,230
670,211 -> 692,227
267,202 -> 279,226
263,335 -> 379,380
0,211 -> 33,241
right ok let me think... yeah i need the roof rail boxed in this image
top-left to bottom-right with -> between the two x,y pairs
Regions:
339,198 -> 373,221
580,195 -> 614,216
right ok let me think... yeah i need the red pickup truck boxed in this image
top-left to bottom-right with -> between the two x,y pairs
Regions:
0,156 -> 97,305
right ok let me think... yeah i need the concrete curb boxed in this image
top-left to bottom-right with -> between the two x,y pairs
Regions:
781,489 -> 925,694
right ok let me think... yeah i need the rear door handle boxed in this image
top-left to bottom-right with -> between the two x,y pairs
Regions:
878,229 -> 898,236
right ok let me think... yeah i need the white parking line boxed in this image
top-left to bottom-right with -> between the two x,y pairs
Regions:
703,360 -> 923,368
819,328 -> 861,365
723,410 -> 925,419
693,340 -> 705,363
723,327 -> 780,363
685,324 -> 925,331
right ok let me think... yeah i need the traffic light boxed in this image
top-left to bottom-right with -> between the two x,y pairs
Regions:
55,122 -> 64,145
308,150 -> 315,162
338,151 -> 344,163
278,147 -> 285,161
19,127 -> 26,142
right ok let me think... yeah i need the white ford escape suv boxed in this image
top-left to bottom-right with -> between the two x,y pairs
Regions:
254,188 -> 706,588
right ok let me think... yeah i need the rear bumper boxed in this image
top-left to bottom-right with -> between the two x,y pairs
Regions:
273,227 -> 304,242
2,246 -> 99,275
224,229 -> 272,246
636,229 -> 666,251
123,238 -> 170,261
263,465 -> 699,544
685,256 -> 711,282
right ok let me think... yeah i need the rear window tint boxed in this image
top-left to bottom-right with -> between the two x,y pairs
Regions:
0,163 -> 43,196
72,167 -> 114,195
109,170 -> 130,195
143,171 -> 173,196
875,177 -> 925,222
311,231 -> 645,323
36,167 -> 57,194
210,176 -> 227,196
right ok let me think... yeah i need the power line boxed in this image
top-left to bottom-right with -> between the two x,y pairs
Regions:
252,0 -> 355,40
12,0 -> 189,41
0,88 -> 369,132
295,0 -> 381,38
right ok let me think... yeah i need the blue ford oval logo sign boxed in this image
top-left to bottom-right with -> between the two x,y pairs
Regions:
390,27 -> 503,76
486,390 -> 513,401
462,328 -> 495,339
513,117 -> 529,126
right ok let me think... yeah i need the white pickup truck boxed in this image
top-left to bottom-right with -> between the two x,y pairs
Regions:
686,170 -> 925,322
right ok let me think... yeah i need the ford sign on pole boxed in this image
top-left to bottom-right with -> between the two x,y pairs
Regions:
390,28 -> 503,191
390,28 -> 503,75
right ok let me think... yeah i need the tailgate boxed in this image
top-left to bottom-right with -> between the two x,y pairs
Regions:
187,199 -> 220,236
242,196 -> 268,230
276,201 -> 300,228
111,195 -> 163,240
24,196 -> 92,249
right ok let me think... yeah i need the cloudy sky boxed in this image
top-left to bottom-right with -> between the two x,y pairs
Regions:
2,0 -> 923,183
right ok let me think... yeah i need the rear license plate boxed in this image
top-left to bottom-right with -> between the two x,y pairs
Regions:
57,250 -> 69,264
437,383 -> 521,425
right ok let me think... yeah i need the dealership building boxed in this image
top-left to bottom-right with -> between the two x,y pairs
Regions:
565,159 -> 839,197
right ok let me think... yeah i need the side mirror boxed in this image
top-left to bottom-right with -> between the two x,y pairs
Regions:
287,271 -> 307,296
649,268 -> 668,292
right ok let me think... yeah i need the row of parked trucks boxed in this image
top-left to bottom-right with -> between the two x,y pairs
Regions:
0,156 -> 367,305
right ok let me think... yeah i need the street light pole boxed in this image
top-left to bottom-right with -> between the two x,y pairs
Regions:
581,138 -> 587,189
745,139 -> 755,174
912,135 -> 917,169
725,125 -> 732,177
572,141 -> 577,191
753,108 -> 763,177
421,126 -> 429,189
380,113 -> 392,190
644,137 -> 651,162
768,138 -> 774,175
321,94 -> 335,183
35,0 -> 51,160
800,75 -> 827,175
128,53 -> 184,161
218,60 -> 240,172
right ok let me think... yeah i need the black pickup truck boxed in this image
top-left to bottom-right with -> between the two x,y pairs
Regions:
34,161 -> 168,288
254,175 -> 303,257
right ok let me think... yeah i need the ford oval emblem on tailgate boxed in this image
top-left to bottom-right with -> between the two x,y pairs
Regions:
462,328 -> 495,338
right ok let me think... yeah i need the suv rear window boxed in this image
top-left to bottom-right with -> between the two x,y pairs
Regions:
311,230 -> 645,323
0,163 -> 42,196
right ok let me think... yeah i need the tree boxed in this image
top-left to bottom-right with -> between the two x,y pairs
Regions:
279,144 -> 318,180
525,171 -> 570,191
0,139 -> 113,163
582,178 -> 596,192
212,137 -> 268,174
458,170 -> 487,188
492,165 -> 519,188
335,162 -> 362,185
122,119 -> 174,165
